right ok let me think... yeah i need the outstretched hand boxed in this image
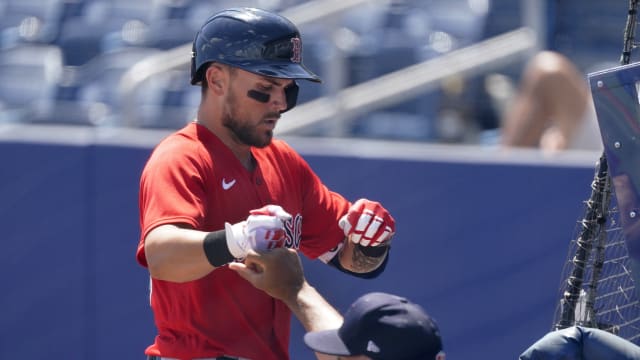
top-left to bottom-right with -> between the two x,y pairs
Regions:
229,247 -> 304,302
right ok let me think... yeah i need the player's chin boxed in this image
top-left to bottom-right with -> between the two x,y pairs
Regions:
253,132 -> 273,148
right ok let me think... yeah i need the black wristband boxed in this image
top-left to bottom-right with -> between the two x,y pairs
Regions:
329,246 -> 390,279
357,244 -> 390,258
203,230 -> 235,267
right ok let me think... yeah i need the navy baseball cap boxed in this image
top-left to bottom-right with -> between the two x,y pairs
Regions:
303,292 -> 445,359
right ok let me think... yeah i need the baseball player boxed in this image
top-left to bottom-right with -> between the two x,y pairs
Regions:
137,7 -> 396,360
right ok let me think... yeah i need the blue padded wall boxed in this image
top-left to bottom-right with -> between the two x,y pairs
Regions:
0,139 -> 595,359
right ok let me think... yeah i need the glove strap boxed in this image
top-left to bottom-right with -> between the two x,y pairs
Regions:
225,221 -> 249,259
203,230 -> 235,267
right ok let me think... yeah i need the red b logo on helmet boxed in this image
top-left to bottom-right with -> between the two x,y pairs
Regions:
290,37 -> 301,63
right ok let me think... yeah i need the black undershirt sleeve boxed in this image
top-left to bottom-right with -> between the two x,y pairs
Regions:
328,245 -> 390,279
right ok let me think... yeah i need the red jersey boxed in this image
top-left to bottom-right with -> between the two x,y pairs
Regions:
137,123 -> 350,360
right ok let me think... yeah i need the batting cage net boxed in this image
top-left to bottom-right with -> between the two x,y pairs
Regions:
553,194 -> 640,344
552,0 -> 640,344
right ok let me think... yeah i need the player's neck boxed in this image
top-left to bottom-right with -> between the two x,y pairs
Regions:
194,116 -> 254,171
230,144 -> 254,171
217,127 -> 254,170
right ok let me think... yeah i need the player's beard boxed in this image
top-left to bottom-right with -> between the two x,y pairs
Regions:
222,91 -> 275,148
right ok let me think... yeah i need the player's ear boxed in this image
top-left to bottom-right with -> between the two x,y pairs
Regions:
205,64 -> 226,95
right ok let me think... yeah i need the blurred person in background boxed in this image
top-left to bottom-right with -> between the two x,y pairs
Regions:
499,51 -> 603,152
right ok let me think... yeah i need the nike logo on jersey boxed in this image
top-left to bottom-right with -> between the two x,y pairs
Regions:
222,178 -> 236,190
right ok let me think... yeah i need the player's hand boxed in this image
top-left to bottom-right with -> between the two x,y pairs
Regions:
338,199 -> 395,247
229,248 -> 304,302
225,205 -> 292,259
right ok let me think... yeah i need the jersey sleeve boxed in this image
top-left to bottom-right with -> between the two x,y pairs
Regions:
293,152 -> 351,260
136,137 -> 210,266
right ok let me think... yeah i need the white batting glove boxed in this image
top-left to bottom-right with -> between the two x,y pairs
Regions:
338,199 -> 395,247
225,205 -> 292,259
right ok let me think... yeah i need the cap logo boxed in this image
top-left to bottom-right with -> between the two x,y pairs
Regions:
290,37 -> 301,63
366,340 -> 380,353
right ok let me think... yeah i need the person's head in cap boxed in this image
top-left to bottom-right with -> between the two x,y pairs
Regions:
303,292 -> 445,360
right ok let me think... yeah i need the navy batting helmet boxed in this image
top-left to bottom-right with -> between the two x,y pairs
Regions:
190,7 -> 321,85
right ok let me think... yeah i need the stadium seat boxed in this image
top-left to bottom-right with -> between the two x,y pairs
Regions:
54,0 -> 156,66
0,44 -> 64,122
338,0 -> 493,142
178,0 -> 282,33
551,0 -> 623,72
0,0 -> 65,47
129,66 -> 199,129
340,6 -> 437,140
137,19 -> 195,50
31,47 -> 161,126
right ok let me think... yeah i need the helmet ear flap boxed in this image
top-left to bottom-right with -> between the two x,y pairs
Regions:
283,82 -> 299,113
